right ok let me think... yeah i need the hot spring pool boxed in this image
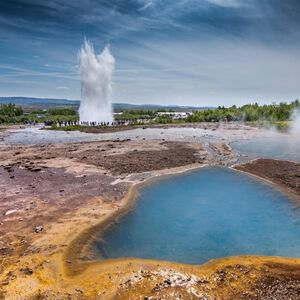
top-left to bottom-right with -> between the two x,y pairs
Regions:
94,167 -> 300,264
232,135 -> 300,162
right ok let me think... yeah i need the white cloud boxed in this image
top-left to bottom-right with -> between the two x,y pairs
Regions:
138,1 -> 153,11
56,86 -> 70,90
204,0 -> 244,8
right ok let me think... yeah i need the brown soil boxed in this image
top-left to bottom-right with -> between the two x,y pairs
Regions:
0,164 -> 128,257
235,159 -> 300,197
78,125 -> 137,134
70,141 -> 205,175
233,262 -> 300,300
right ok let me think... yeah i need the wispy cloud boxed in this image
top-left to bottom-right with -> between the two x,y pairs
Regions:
56,86 -> 70,90
204,0 -> 245,8
0,64 -> 78,81
137,1 -> 153,11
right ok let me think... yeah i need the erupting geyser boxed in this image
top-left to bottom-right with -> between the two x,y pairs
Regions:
78,40 -> 115,123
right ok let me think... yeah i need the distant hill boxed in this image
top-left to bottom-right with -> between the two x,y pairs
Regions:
0,97 -> 213,112
0,97 -> 79,107
112,103 -> 213,112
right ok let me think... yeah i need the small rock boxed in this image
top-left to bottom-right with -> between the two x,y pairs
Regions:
4,210 -> 17,216
20,267 -> 33,275
75,288 -> 84,294
34,226 -> 44,233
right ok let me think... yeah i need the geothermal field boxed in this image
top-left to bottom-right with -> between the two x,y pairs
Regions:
1,112 -> 300,299
1,2 -> 300,299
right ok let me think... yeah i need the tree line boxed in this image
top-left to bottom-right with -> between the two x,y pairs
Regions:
0,104 -> 78,124
0,100 -> 299,125
186,100 -> 300,123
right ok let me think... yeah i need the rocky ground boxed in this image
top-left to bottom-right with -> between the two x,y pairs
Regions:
0,135 -> 300,299
112,258 -> 300,300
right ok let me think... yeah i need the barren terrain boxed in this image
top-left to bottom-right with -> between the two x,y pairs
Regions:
0,131 -> 300,299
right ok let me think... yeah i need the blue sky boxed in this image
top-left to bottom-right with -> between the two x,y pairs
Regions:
0,0 -> 299,106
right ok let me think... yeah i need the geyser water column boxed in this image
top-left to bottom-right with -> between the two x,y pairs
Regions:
78,40 -> 115,123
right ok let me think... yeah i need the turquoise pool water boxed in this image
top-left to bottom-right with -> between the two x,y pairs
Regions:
95,167 -> 300,264
232,135 -> 300,161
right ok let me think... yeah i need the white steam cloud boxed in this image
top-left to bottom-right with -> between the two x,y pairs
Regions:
78,40 -> 115,123
291,108 -> 300,134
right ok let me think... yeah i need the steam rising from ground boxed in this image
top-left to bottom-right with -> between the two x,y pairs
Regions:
78,40 -> 115,123
291,109 -> 300,134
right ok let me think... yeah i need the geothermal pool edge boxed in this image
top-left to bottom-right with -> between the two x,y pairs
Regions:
62,161 -> 300,275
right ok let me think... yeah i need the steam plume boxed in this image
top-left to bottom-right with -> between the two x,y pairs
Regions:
291,108 -> 300,134
78,40 -> 115,123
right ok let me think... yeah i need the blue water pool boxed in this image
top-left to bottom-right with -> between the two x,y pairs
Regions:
95,167 -> 300,264
232,135 -> 300,161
